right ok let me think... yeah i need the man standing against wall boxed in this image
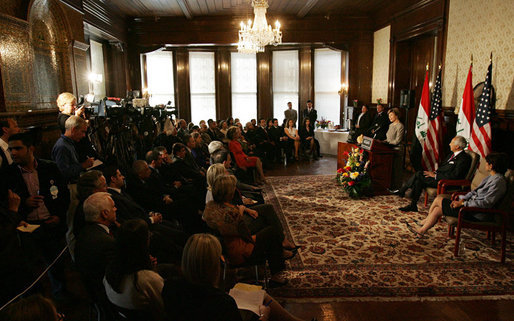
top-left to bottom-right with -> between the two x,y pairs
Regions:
303,100 -> 317,128
284,102 -> 297,126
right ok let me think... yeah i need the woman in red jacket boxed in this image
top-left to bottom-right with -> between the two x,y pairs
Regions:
227,126 -> 266,184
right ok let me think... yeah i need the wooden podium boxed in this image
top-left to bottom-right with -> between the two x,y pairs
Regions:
338,138 -> 396,195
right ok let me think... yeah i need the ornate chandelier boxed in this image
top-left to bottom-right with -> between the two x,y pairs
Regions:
237,0 -> 282,54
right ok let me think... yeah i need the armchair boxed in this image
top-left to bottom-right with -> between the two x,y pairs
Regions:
444,170 -> 513,263
424,150 -> 480,206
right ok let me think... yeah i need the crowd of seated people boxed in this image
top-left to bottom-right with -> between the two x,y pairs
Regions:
0,95 -> 323,320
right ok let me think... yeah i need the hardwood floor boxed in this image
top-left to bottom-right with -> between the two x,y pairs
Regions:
266,155 -> 514,321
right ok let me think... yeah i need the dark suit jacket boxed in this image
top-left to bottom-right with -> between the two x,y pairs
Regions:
268,126 -> 284,144
303,108 -> 317,125
107,188 -> 151,225
6,159 -> 69,222
368,111 -> 390,141
74,223 -> 116,293
436,151 -> 472,181
355,112 -> 372,132
126,174 -> 167,213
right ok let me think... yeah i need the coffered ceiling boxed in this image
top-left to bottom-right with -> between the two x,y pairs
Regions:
108,0 -> 393,19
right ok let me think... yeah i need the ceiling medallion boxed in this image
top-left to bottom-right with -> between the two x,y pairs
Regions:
237,0 -> 282,54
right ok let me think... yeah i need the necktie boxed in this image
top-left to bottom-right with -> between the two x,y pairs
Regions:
449,153 -> 455,161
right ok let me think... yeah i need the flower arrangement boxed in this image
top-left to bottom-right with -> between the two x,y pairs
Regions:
376,98 -> 383,105
336,147 -> 371,198
316,117 -> 330,129
352,99 -> 358,107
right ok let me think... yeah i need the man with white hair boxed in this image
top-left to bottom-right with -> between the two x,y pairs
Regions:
74,192 -> 117,295
391,136 -> 472,212
52,115 -> 94,184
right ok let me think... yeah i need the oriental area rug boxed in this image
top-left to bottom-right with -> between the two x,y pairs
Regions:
263,175 -> 514,300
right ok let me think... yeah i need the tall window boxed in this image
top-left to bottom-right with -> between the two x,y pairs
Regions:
314,48 -> 341,124
231,52 -> 257,124
90,40 -> 106,99
189,52 -> 216,124
273,50 -> 299,124
144,50 -> 174,106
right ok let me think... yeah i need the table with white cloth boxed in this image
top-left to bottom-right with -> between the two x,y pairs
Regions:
314,129 -> 349,155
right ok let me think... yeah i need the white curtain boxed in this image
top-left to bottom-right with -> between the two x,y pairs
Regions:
189,52 -> 216,124
231,52 -> 257,124
314,48 -> 341,124
90,40 -> 106,100
273,50 -> 299,124
145,50 -> 174,106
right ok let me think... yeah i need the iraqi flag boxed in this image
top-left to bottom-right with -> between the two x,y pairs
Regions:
456,64 -> 475,145
414,70 -> 432,170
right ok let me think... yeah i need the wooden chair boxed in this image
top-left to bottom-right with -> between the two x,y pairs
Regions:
424,150 -> 480,206
445,170 -> 513,263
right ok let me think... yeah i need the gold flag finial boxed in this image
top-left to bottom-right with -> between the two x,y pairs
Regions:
426,63 -> 429,71
438,64 -> 442,70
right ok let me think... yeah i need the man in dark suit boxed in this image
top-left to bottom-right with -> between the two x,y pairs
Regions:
392,136 -> 472,212
6,132 -> 70,294
366,104 -> 390,141
352,105 -> 372,139
74,192 -> 116,299
302,100 -> 317,128
104,165 -> 188,263
0,118 -> 21,172
268,118 -> 286,162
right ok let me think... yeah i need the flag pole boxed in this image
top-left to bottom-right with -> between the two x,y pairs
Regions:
490,52 -> 492,62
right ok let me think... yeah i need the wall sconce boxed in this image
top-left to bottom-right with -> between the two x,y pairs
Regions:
338,83 -> 348,96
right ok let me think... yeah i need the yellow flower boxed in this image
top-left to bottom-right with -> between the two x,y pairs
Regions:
342,172 -> 349,177
356,163 -> 360,167
350,172 -> 359,179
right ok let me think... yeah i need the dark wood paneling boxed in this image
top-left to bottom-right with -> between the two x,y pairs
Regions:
347,37 -> 373,106
215,48 -> 231,120
256,50 -> 272,120
174,48 -> 191,121
104,42 -> 129,97
299,46 -> 313,117
130,15 -> 373,46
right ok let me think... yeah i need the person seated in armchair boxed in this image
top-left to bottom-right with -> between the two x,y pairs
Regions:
408,153 -> 508,237
391,136 -> 472,212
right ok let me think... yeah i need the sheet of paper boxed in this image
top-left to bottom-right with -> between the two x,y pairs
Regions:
17,224 -> 40,233
87,159 -> 103,170
229,283 -> 265,316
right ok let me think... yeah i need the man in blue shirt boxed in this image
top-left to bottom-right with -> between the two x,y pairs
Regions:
52,116 -> 94,184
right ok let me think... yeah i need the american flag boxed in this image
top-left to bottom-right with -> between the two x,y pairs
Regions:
469,61 -> 492,158
424,68 -> 443,169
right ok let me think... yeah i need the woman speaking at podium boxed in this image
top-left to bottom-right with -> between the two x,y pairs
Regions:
384,108 -> 404,147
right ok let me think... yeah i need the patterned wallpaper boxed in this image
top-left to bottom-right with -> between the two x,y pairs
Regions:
371,25 -> 390,104
443,0 -> 513,110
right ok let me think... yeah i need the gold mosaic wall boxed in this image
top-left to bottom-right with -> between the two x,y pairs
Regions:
371,25 -> 391,104
443,0 -> 514,110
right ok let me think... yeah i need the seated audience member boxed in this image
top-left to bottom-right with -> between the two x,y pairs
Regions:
227,126 -> 266,184
268,118 -> 285,162
162,234 -> 312,321
153,118 -> 181,154
383,108 -> 404,146
182,134 -> 207,174
0,189 -> 33,306
172,143 -> 207,186
0,118 -> 21,172
52,116 -> 94,184
253,118 -> 274,161
2,294 -> 63,321
208,140 -> 224,156
392,136 -> 472,212
199,122 -> 213,145
207,119 -> 224,142
104,165 -> 187,263
299,118 -> 320,160
409,153 -> 509,237
203,175 -> 289,286
73,170 -> 109,238
211,148 -> 262,195
284,119 -> 301,161
227,117 -> 235,127
191,132 -> 210,169
104,219 -> 165,321
205,164 -> 227,203
177,119 -> 189,143
6,132 -> 69,295
366,103 -> 390,141
349,105 -> 372,142
219,120 -> 229,138
74,192 -> 117,297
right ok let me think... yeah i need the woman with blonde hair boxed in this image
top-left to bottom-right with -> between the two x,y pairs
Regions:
206,163 -> 227,203
56,92 -> 84,133
162,233 -> 312,321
